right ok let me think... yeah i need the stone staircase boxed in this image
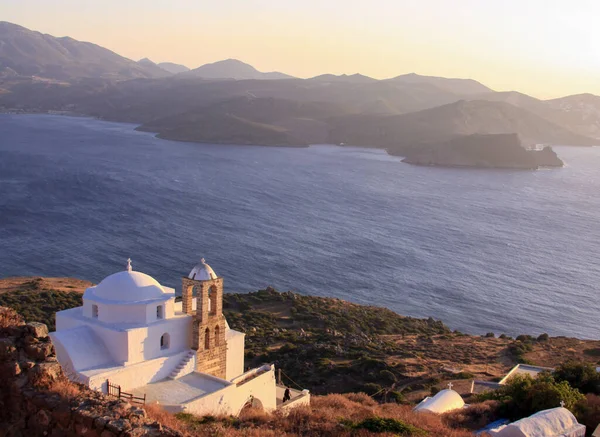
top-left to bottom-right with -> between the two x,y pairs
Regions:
168,350 -> 195,380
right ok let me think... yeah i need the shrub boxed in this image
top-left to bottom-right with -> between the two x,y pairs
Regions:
485,332 -> 495,338
389,391 -> 405,404
379,369 -> 397,384
575,394 -> 600,434
476,373 -> 584,420
456,372 -> 475,380
554,361 -> 600,395
537,333 -> 549,342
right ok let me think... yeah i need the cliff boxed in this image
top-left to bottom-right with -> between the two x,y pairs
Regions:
401,133 -> 564,169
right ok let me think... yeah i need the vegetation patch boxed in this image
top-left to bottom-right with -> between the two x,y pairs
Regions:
348,417 -> 427,435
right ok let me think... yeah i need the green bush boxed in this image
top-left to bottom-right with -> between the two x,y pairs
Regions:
554,361 -> 600,395
477,373 -> 584,420
537,333 -> 550,342
485,332 -> 495,338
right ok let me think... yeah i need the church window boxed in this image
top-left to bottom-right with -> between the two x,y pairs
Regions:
209,286 -> 217,315
92,304 -> 98,318
215,325 -> 220,346
205,327 -> 210,350
156,305 -> 164,319
160,333 -> 170,350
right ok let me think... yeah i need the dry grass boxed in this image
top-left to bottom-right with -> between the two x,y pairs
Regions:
0,306 -> 24,328
47,376 -> 83,400
147,393 -> 478,436
443,400 -> 501,431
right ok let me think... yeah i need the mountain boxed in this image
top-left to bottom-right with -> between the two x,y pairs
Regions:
158,62 -> 190,74
182,58 -> 294,80
309,73 -> 377,83
0,21 -> 170,80
328,99 -> 599,154
389,73 -> 493,96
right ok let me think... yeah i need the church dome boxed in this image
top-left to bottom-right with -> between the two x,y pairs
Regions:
85,261 -> 171,304
188,258 -> 218,281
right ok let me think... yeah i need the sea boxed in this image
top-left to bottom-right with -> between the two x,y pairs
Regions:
1,114 -> 599,339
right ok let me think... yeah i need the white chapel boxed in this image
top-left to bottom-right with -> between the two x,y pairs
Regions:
50,258 -> 309,415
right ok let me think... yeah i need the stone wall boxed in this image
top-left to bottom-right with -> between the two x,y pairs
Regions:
0,307 -> 181,437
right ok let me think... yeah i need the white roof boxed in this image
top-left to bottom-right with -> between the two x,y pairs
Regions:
84,270 -> 172,304
488,407 -> 585,437
188,258 -> 218,281
413,389 -> 465,414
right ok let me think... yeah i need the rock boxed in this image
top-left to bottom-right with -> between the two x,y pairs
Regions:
27,322 -> 49,338
0,337 -> 17,360
30,361 -> 62,383
100,430 -> 117,437
25,342 -> 54,360
53,404 -> 72,428
0,360 -> 21,376
106,418 -> 132,434
93,416 -> 108,431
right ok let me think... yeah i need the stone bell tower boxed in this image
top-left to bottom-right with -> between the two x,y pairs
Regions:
182,259 -> 227,379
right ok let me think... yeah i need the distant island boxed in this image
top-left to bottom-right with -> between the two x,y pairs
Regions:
400,134 -> 564,169
1,21 -> 600,170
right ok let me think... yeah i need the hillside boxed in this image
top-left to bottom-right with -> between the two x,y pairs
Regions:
137,96 -> 347,146
0,21 -> 169,80
3,276 -> 600,403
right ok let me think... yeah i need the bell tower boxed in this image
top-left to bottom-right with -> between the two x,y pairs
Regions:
182,259 -> 227,379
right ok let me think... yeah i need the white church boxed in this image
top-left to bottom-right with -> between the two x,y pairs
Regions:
50,259 -> 310,416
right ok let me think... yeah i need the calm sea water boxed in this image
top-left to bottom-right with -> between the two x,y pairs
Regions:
1,114 -> 599,339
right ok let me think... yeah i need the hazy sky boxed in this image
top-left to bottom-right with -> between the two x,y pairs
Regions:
2,0 -> 599,98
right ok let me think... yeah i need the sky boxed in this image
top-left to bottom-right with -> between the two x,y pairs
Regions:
1,0 -> 599,98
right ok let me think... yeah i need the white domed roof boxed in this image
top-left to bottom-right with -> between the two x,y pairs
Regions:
188,258 -> 217,281
413,389 -> 465,414
85,270 -> 171,304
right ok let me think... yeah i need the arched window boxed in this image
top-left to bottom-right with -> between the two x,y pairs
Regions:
160,333 -> 170,350
215,325 -> 220,346
156,305 -> 164,319
92,304 -> 99,318
204,327 -> 210,350
209,285 -> 218,315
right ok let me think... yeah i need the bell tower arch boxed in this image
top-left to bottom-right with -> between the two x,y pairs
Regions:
182,259 -> 227,379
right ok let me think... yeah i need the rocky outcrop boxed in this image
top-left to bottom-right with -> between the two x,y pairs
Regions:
0,306 -> 181,437
401,133 -> 564,169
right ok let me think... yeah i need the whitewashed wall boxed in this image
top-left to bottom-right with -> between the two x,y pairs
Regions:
226,330 -> 245,380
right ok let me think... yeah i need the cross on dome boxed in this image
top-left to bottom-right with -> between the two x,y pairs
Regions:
447,382 -> 453,390
560,400 -> 565,408
126,258 -> 132,272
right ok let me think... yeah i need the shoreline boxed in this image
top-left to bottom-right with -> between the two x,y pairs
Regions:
0,111 -> 575,170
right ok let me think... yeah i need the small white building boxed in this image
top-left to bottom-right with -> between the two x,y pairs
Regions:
50,258 -> 309,416
488,407 -> 585,437
413,388 -> 465,414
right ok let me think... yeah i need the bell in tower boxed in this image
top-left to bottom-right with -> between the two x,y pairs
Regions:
182,258 -> 227,379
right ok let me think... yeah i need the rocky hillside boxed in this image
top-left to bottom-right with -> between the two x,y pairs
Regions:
0,306 -> 181,436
